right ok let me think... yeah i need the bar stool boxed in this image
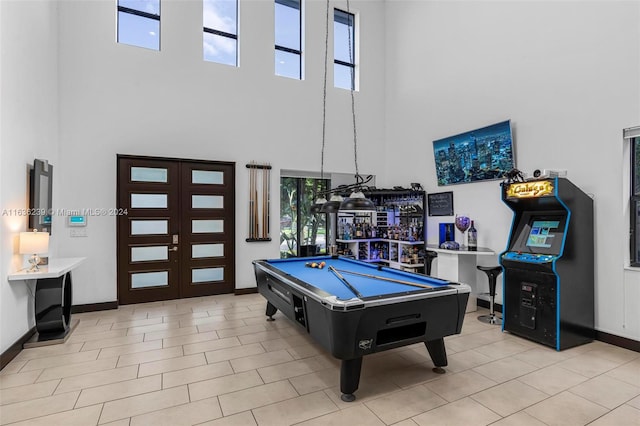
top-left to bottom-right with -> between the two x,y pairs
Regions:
425,250 -> 438,276
477,265 -> 503,325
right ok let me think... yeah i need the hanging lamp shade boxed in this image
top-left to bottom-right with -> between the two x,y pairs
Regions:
310,195 -> 328,214
339,190 -> 375,212
321,194 -> 343,213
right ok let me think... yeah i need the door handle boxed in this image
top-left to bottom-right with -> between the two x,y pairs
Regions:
169,246 -> 178,252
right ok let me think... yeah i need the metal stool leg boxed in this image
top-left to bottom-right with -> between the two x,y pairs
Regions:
477,266 -> 503,325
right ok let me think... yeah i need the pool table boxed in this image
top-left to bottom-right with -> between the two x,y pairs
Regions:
252,256 -> 470,401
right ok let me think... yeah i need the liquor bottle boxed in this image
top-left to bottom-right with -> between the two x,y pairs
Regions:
468,220 -> 477,251
344,224 -> 351,240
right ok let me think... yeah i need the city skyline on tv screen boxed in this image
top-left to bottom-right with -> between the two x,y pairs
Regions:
433,120 -> 515,186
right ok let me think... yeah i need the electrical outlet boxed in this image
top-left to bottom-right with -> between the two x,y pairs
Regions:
70,228 -> 87,237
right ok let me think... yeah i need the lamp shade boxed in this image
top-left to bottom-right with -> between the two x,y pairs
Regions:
321,194 -> 344,213
310,196 -> 328,214
19,230 -> 49,255
339,191 -> 376,212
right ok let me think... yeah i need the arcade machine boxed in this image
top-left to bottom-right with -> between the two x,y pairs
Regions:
500,177 -> 594,350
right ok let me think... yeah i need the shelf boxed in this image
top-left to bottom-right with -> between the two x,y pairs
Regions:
425,244 -> 495,256
396,263 -> 424,269
8,257 -> 86,281
337,239 -> 425,272
337,238 -> 424,245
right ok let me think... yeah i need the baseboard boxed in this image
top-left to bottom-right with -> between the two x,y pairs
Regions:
71,301 -> 118,314
0,327 -> 36,371
235,287 -> 258,295
596,330 -> 640,353
2,301 -> 118,371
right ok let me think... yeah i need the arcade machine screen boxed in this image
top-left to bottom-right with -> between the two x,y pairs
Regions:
511,213 -> 566,256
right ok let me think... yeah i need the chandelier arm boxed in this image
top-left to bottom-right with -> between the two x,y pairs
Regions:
316,175 -> 374,199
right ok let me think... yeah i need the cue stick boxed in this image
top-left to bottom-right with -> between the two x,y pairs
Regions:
254,189 -> 258,237
250,161 -> 258,238
333,268 -> 437,290
260,166 -> 263,238
328,266 -> 363,298
249,164 -> 254,238
266,165 -> 270,238
252,166 -> 257,238
248,164 -> 252,238
262,166 -> 267,238
254,166 -> 258,238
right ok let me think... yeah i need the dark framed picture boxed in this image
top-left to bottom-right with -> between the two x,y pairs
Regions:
428,191 -> 454,216
433,120 -> 515,186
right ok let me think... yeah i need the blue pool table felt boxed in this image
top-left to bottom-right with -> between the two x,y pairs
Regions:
266,256 -> 451,300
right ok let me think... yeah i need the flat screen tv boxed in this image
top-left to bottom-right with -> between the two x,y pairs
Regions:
433,120 -> 515,186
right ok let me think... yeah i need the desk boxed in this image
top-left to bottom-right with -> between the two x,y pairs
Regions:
8,257 -> 85,347
426,245 -> 495,312
253,256 -> 470,402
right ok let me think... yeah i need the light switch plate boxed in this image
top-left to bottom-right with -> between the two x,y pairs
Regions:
70,228 -> 87,237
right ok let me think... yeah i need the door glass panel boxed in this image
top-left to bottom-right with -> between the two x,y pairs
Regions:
192,219 -> 224,233
131,220 -> 168,235
131,246 -> 168,262
192,195 -> 224,209
192,267 -> 224,283
131,271 -> 168,288
131,167 -> 168,183
192,243 -> 224,258
192,170 -> 224,185
131,193 -> 168,208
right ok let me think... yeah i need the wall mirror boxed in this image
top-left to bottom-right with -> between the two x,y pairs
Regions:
29,158 -> 53,233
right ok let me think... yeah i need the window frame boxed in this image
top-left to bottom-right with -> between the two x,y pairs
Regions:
203,0 -> 239,66
280,176 -> 329,258
333,8 -> 356,90
631,134 -> 640,267
117,1 -> 161,51
274,0 -> 303,80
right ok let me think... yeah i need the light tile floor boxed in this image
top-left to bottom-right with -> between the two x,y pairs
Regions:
1,293 -> 639,425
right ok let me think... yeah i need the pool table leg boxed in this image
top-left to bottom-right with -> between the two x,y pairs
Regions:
340,357 -> 363,402
265,302 -> 278,322
425,338 -> 448,374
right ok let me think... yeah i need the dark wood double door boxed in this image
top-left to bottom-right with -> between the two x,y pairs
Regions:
117,155 -> 235,305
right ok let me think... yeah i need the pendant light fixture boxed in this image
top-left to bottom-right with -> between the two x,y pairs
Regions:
313,0 -> 375,214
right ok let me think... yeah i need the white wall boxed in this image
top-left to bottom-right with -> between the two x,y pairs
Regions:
385,0 -> 640,340
0,0 -> 60,352
54,0 -> 386,307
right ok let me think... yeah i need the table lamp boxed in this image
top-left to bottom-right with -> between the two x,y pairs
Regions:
19,229 -> 49,272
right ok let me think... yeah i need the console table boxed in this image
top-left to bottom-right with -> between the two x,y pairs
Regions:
426,245 -> 495,312
8,257 -> 85,347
